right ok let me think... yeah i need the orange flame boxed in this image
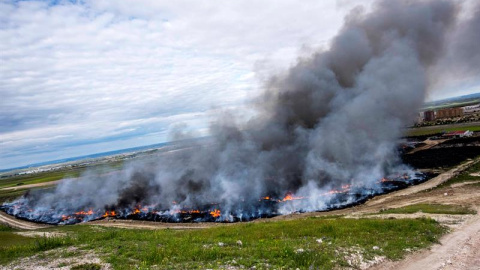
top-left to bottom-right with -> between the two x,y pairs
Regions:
102,211 -> 116,217
74,209 -> 93,216
281,192 -> 304,201
210,209 -> 221,218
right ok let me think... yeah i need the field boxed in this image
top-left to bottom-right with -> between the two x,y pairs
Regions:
0,217 -> 446,269
0,136 -> 479,269
0,163 -> 123,203
405,123 -> 480,137
379,204 -> 476,215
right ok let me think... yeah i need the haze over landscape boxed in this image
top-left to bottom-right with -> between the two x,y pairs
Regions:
1,0 -> 479,170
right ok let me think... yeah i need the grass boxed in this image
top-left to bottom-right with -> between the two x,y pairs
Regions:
436,159 -> 480,189
0,225 -> 44,248
379,204 -> 476,215
0,188 -> 28,203
406,125 -> 480,137
0,217 -> 447,269
0,170 -> 81,189
0,160 -> 126,190
71,263 -> 102,270
0,163 -> 125,204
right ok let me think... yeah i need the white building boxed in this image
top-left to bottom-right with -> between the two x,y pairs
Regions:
463,103 -> 480,114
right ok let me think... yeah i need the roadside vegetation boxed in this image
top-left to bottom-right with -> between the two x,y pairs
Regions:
0,217 -> 446,269
379,203 -> 476,215
436,159 -> 480,189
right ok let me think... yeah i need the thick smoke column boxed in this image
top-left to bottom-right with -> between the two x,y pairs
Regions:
3,0 -> 474,222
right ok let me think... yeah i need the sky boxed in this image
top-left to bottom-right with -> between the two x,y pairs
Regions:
0,0 -> 478,170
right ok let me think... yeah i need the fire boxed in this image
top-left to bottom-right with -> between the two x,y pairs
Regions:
281,192 -> 304,202
74,209 -> 93,216
176,209 -> 201,214
102,210 -> 116,217
210,209 -> 221,218
3,171 -> 426,225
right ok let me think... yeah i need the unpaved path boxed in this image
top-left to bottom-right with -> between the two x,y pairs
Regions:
369,207 -> 480,270
408,139 -> 448,154
1,180 -> 61,191
0,211 -> 49,230
364,159 -> 476,207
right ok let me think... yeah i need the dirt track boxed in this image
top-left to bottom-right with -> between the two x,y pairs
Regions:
369,208 -> 480,270
0,211 -> 49,230
1,181 -> 61,191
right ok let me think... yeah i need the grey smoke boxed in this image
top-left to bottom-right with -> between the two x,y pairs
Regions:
430,1 -> 480,89
7,0 -> 476,219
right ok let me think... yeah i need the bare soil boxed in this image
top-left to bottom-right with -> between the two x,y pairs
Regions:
0,211 -> 49,230
0,246 -> 112,270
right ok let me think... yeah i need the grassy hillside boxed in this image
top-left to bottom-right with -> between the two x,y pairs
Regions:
0,217 -> 447,269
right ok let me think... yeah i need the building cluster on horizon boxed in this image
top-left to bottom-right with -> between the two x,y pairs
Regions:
416,103 -> 480,124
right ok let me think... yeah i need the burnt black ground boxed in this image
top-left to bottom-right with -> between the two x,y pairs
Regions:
402,136 -> 480,169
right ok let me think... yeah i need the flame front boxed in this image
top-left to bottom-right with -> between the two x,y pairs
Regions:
281,192 -> 304,202
210,209 -> 221,218
103,210 -> 116,217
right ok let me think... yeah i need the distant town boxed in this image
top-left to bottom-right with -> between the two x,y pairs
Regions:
415,99 -> 480,127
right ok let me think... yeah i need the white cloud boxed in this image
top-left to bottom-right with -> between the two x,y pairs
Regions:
2,0 -> 476,169
1,0 -> 352,169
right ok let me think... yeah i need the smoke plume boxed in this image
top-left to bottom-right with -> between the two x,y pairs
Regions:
5,0 -> 477,221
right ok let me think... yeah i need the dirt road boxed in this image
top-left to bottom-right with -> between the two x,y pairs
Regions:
369,207 -> 480,270
1,180 -> 61,191
0,211 -> 49,230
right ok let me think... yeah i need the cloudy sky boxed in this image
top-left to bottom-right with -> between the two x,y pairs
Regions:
0,0 -> 478,170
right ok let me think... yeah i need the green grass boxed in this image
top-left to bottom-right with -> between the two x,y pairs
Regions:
0,170 -> 80,189
0,218 -> 446,269
0,188 -> 28,203
0,163 -> 126,204
436,160 -> 480,189
71,263 -> 102,270
0,224 -> 44,249
406,125 -> 480,137
379,204 -> 476,215
0,161 -> 126,190
0,224 -> 74,265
